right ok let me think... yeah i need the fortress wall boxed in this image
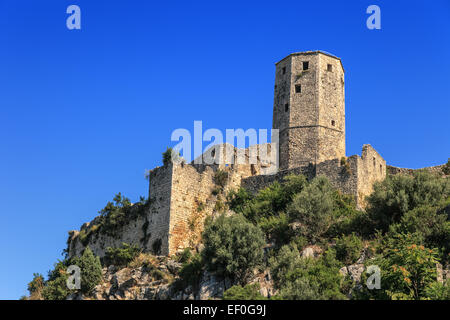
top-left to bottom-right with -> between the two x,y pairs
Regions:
67,205 -> 149,259
146,165 -> 173,255
67,165 -> 174,259
315,156 -> 359,197
387,164 -> 445,176
243,144 -> 387,209
167,163 -> 216,255
167,144 -> 272,254
355,145 -> 386,207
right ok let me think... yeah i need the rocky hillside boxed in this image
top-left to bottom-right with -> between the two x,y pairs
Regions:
24,165 -> 450,300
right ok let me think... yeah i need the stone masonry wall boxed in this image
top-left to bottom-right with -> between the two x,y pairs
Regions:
67,144 -> 276,258
387,164 -> 445,176
167,144 -> 276,254
67,165 -> 173,259
243,144 -> 386,209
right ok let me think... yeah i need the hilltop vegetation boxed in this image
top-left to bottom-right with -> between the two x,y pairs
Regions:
25,170 -> 449,300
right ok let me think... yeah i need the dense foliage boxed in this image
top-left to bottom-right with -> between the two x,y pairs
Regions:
104,243 -> 141,267
29,247 -> 102,300
27,169 -> 449,300
77,193 -> 149,244
202,213 -> 265,284
223,283 -> 267,300
224,171 -> 449,300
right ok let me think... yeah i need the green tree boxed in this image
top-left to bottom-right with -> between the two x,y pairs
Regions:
42,261 -> 71,300
223,283 -> 267,300
76,247 -> 103,294
202,214 -> 265,284
104,243 -> 141,267
360,233 -> 439,300
269,245 -> 346,300
288,176 -> 335,242
27,273 -> 44,300
367,171 -> 450,232
334,233 -> 363,265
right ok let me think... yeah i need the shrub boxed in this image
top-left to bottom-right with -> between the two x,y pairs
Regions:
423,280 -> 450,300
202,214 -> 265,284
214,199 -> 225,212
223,283 -> 267,300
288,176 -> 335,242
84,193 -> 149,238
334,233 -> 363,265
177,253 -> 204,291
257,212 -> 293,246
214,169 -> 229,188
268,244 -> 301,286
128,253 -> 156,269
390,205 -> 450,262
104,243 -> 141,267
226,174 -> 307,224
162,147 -> 180,166
227,188 -> 253,213
41,261 -> 71,300
269,245 -> 346,300
366,171 -> 450,232
27,273 -> 44,300
359,233 -> 439,300
42,274 -> 71,300
76,247 -> 103,294
442,158 -> 450,175
177,248 -> 193,264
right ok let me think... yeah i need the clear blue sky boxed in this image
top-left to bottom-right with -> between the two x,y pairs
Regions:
1,0 -> 449,299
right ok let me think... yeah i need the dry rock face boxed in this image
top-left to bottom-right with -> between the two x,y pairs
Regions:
67,256 -> 275,301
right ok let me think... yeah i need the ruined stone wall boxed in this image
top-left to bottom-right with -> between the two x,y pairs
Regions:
67,165 -> 173,259
167,163 -> 216,254
66,144 -> 276,258
387,164 -> 445,176
355,145 -> 386,207
243,144 -> 386,209
67,208 -> 149,260
167,144 -> 275,254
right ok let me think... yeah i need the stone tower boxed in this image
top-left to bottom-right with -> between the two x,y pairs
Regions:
273,51 -> 346,171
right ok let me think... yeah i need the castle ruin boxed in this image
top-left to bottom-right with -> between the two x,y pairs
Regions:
67,51 -> 388,258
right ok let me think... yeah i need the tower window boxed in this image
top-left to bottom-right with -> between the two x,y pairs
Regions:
295,84 -> 302,93
331,120 -> 335,126
380,164 -> 382,174
373,157 -> 376,167
303,61 -> 309,70
327,64 -> 333,72
282,67 -> 286,75
284,103 -> 289,112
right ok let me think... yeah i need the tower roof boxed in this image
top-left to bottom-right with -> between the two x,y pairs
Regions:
275,50 -> 345,72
